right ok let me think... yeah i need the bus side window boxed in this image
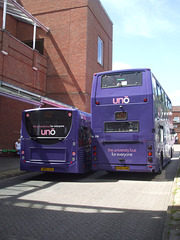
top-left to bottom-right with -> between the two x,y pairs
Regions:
79,126 -> 85,147
156,83 -> 162,101
167,99 -> 172,110
161,89 -> 165,105
164,94 -> 168,108
159,125 -> 164,143
79,126 -> 90,147
152,74 -> 157,98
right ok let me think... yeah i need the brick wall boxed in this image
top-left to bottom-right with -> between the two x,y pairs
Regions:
0,30 -> 47,94
0,0 -> 112,149
19,0 -> 113,112
0,13 -> 48,150
0,9 -> 18,36
0,96 -> 34,150
173,106 -> 180,144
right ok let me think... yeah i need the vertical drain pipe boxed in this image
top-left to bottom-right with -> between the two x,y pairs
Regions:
2,0 -> 7,30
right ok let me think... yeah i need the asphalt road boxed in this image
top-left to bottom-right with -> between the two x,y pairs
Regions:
0,152 -> 179,240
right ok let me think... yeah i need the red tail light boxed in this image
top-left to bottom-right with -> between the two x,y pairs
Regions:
147,145 -> 153,162
93,151 -> 97,156
96,101 -> 100,105
148,152 -> 152,156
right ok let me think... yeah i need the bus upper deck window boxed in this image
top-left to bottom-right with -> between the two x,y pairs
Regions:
101,72 -> 142,89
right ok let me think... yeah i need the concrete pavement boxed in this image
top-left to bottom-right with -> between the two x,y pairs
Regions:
164,144 -> 180,240
0,146 -> 180,239
0,156 -> 25,180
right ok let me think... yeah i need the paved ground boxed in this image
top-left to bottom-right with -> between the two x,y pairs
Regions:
164,145 -> 180,240
0,156 -> 24,180
0,146 -> 180,239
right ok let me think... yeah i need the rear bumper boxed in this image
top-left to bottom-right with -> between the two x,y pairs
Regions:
92,163 -> 156,173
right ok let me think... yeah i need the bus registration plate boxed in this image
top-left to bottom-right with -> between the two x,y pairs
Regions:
115,166 -> 129,171
41,167 -> 54,172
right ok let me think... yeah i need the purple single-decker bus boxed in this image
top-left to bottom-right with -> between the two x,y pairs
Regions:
91,68 -> 174,173
20,108 -> 91,173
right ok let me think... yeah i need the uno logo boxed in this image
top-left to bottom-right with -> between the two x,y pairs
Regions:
113,96 -> 130,104
41,128 -> 56,136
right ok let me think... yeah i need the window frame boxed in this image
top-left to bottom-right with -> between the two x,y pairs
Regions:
104,121 -> 139,133
97,37 -> 104,66
101,71 -> 142,89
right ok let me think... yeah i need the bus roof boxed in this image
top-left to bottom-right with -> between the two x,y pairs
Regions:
93,68 -> 151,76
23,107 -> 91,116
23,107 -> 78,112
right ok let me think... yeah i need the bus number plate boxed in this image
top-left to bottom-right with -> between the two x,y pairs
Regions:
115,112 -> 127,120
41,167 -> 54,172
115,166 -> 129,171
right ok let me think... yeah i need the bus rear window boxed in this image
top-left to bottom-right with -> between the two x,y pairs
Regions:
101,72 -> 142,88
25,110 -> 73,144
104,121 -> 139,132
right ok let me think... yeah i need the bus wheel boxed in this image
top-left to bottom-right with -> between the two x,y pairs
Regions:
158,166 -> 162,174
171,148 -> 173,159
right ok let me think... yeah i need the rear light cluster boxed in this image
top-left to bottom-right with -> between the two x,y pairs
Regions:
71,152 -> 76,164
21,150 -> 25,162
93,146 -> 97,161
147,145 -> 153,163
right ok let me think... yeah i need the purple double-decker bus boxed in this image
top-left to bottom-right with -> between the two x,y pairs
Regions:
20,108 -> 91,173
91,68 -> 174,173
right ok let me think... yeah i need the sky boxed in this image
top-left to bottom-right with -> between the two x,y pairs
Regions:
100,0 -> 180,106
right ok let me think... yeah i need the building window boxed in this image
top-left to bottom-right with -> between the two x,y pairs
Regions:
97,37 -> 103,66
173,117 -> 180,123
23,39 -> 44,55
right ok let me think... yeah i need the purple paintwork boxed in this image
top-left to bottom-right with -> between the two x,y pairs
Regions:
20,108 -> 91,173
91,68 -> 174,173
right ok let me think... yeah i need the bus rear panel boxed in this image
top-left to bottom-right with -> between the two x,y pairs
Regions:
91,69 -> 173,173
20,108 -> 91,173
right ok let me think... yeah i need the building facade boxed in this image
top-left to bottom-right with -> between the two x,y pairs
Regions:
19,0 -> 112,112
0,0 -> 112,150
172,106 -> 180,144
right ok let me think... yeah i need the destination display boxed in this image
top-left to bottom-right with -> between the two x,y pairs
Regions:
115,111 -> 127,120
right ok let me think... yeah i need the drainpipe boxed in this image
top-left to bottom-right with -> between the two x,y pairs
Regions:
2,0 -> 7,30
33,23 -> 37,50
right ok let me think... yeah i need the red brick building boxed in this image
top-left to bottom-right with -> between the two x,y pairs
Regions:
0,0 -> 112,150
172,106 -> 180,144
20,0 -> 112,112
